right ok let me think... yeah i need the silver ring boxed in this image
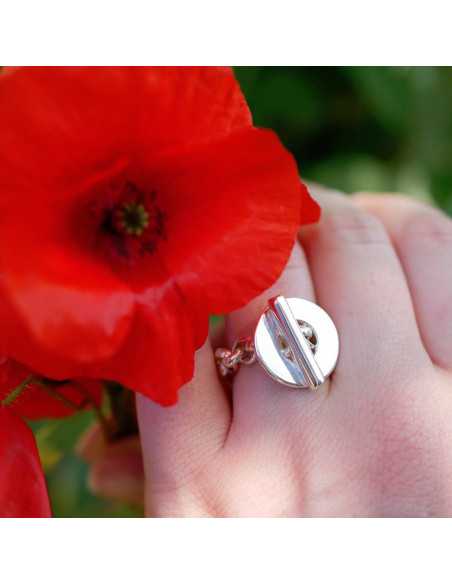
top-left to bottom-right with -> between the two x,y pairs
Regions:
215,295 -> 339,390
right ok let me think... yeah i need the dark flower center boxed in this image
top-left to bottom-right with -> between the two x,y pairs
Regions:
93,181 -> 166,263
115,201 -> 150,236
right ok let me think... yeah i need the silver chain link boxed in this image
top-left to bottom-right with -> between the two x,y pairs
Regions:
215,337 -> 256,377
215,322 -> 317,378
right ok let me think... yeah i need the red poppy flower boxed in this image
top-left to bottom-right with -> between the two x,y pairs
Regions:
0,357 -> 103,419
0,67 -> 320,405
0,406 -> 51,517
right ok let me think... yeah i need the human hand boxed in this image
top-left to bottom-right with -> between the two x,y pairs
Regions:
78,423 -> 144,508
133,186 -> 452,516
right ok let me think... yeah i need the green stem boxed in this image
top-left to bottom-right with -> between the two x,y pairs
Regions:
36,381 -> 83,412
1,372 -> 131,445
42,379 -> 114,441
72,381 -> 113,441
1,375 -> 34,407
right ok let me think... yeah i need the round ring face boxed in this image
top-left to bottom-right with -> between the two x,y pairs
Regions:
254,297 -> 339,389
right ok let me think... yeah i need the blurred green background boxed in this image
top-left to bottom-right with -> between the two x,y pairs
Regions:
32,412 -> 142,517
236,67 -> 452,214
35,66 -> 452,517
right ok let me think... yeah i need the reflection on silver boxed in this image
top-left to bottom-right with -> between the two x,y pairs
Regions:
255,296 -> 339,390
215,296 -> 339,391
265,296 -> 325,389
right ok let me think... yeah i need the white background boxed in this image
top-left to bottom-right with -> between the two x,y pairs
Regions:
1,0 -> 452,64
1,519 -> 451,583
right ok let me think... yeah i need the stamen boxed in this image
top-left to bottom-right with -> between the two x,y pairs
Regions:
91,181 -> 167,264
116,202 -> 150,236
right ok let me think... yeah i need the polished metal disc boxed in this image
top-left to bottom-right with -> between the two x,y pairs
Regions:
254,297 -> 339,389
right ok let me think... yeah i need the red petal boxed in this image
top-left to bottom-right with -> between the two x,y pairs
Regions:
299,180 -> 321,225
0,67 -> 320,405
137,67 -> 252,154
94,294 -> 198,406
0,260 -> 199,406
144,127 -> 315,313
0,127 -> 317,404
0,67 -> 250,193
0,201 -> 136,364
0,66 -> 251,384
66,259 -> 202,406
0,407 -> 51,517
0,358 -> 103,419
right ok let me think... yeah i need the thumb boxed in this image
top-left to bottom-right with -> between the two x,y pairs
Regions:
136,338 -> 230,515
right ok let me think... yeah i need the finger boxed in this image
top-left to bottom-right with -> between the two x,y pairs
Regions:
225,241 -> 318,433
355,193 -> 452,370
77,424 -> 145,507
136,338 -> 230,507
87,436 -> 144,507
76,422 -> 107,464
299,190 -> 429,398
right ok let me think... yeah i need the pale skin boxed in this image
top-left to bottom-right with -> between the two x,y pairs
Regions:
80,186 -> 452,517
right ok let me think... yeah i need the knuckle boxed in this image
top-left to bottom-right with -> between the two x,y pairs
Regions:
354,192 -> 414,205
322,208 -> 389,246
401,209 -> 452,248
